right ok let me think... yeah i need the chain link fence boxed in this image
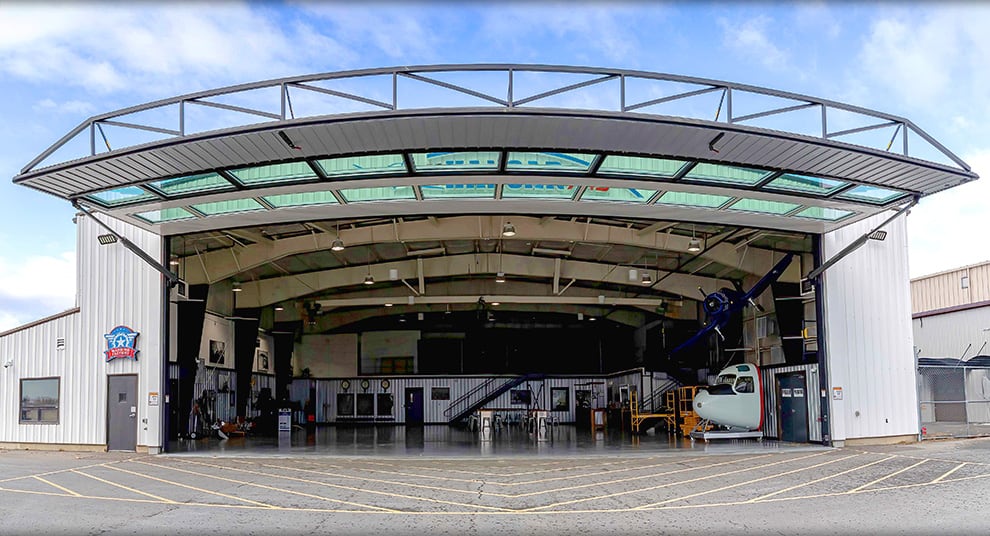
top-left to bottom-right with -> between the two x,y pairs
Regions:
918,364 -> 990,439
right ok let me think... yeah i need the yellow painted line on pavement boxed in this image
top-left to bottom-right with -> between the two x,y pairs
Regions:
0,460 -> 125,483
133,460 -> 399,512
358,455 -> 652,478
73,469 -> 178,503
33,476 -> 81,496
152,458 -> 514,512
105,464 -> 277,508
638,454 -> 860,509
931,462 -> 965,483
525,451 -> 831,512
849,459 -> 928,492
750,455 -> 896,502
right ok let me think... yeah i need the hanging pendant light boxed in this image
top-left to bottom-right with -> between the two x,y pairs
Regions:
331,221 -> 345,251
688,225 -> 703,253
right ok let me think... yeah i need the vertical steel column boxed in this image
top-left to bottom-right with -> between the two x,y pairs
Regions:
813,236 -> 832,446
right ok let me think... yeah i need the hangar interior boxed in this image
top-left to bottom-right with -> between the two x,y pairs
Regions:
7,65 -> 976,453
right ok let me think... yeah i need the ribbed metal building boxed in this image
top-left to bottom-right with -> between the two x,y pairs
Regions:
1,65 -> 977,453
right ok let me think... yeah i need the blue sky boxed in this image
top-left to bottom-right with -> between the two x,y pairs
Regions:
1,2 -> 988,331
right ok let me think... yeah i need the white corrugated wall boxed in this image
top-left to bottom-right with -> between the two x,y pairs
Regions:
78,213 -> 164,449
823,212 -> 917,442
913,307 -> 990,359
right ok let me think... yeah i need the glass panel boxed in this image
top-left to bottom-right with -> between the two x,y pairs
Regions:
133,207 -> 196,223
316,154 -> 406,176
727,198 -> 801,215
835,185 -> 908,204
229,162 -> 316,185
505,152 -> 594,172
86,186 -> 154,206
339,185 -> 416,203
20,378 -> 59,424
263,191 -> 339,208
190,198 -> 265,216
764,173 -> 846,195
502,183 -> 578,199
421,184 -> 497,199
598,155 -> 689,177
148,172 -> 233,196
656,191 -> 732,208
411,151 -> 500,172
581,186 -> 656,203
795,206 -> 855,221
684,163 -> 771,186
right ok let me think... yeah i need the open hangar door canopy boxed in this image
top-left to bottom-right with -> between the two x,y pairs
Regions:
11,65 -> 975,448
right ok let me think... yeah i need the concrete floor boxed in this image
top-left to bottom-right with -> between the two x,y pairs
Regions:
2,437 -> 990,534
165,424 -> 822,457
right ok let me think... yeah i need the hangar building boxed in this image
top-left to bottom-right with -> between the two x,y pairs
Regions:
0,65 -> 976,453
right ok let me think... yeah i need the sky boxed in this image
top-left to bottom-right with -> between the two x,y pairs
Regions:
0,1 -> 988,332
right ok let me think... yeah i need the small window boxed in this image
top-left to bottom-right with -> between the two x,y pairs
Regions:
20,377 -> 60,424
735,377 -> 755,394
962,275 -> 970,289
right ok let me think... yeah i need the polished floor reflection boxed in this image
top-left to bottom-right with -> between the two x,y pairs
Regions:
166,424 -> 819,457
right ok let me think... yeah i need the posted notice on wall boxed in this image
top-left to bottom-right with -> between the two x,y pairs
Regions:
148,392 -> 159,406
832,387 -> 843,400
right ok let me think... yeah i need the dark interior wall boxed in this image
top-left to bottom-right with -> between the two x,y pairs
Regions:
773,282 -> 806,364
233,309 -> 261,417
174,284 -> 208,436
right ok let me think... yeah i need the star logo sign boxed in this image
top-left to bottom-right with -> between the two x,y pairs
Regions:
104,325 -> 139,362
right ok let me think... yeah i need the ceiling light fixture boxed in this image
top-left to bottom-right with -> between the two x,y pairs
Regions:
688,225 -> 703,253
495,271 -> 506,283
169,255 -> 180,266
364,274 -> 375,285
641,271 -> 652,285
232,282 -> 243,292
331,221 -> 345,251
274,305 -> 284,311
502,221 -> 516,237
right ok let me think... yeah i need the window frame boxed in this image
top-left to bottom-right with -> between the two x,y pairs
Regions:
19,376 -> 61,425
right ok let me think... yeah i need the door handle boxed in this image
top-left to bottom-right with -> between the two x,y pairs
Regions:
129,413 -> 136,418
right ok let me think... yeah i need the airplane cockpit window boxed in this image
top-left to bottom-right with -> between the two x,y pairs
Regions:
735,376 -> 754,393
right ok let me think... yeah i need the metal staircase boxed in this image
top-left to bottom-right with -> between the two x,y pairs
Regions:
444,374 -> 545,423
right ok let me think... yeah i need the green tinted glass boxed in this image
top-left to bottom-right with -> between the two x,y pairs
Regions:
149,173 -> 233,196
190,198 -> 265,215
764,174 -> 846,195
835,185 -> 907,204
598,155 -> 689,177
656,191 -> 732,208
86,186 -> 154,206
684,163 -> 771,186
229,162 -> 316,185
581,187 -> 656,203
421,184 -> 497,199
411,152 -> 500,172
263,191 -> 339,208
502,184 -> 578,199
727,198 -> 801,215
133,207 -> 196,223
795,206 -> 855,221
316,154 -> 406,176
339,185 -> 416,202
505,152 -> 594,172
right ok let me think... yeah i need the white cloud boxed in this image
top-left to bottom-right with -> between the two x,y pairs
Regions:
908,149 -> 990,278
718,15 -> 789,70
0,3 -> 358,96
0,250 -> 76,332
33,99 -> 94,115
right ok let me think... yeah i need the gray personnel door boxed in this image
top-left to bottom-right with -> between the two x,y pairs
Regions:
107,375 -> 138,451
778,373 -> 809,443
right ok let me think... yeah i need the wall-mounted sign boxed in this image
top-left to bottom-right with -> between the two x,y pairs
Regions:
104,325 -> 139,362
148,392 -> 159,406
833,387 -> 843,400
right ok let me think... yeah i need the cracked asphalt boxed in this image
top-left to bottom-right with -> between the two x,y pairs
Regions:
2,437 -> 989,535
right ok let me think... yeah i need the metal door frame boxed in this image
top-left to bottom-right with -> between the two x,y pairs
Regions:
777,372 -> 809,442
107,374 -> 139,452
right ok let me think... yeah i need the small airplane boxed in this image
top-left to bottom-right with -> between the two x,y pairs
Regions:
670,253 -> 794,356
693,363 -> 763,431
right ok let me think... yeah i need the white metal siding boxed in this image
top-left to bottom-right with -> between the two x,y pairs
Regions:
76,213 -> 164,449
0,311 -> 86,444
913,307 -> 990,359
823,213 -> 918,441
